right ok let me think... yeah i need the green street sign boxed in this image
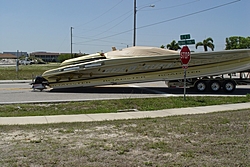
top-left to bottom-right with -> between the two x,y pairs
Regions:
178,39 -> 195,45
186,39 -> 195,45
180,34 -> 191,40
178,40 -> 186,45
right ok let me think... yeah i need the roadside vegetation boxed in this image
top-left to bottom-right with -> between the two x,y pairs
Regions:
1,61 -> 250,166
1,95 -> 250,117
0,64 -> 60,80
0,109 -> 249,166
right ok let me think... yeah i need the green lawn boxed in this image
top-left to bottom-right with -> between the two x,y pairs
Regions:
0,64 -> 59,80
1,96 -> 250,117
0,109 -> 249,166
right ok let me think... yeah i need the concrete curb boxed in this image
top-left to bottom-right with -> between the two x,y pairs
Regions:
0,80 -> 31,84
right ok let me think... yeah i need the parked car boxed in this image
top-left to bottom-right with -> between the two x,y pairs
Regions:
19,60 -> 34,65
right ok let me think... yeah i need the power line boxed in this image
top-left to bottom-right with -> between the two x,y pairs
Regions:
74,10 -> 132,37
137,0 -> 240,30
74,29 -> 131,45
75,0 -> 199,38
74,36 -> 126,45
75,0 -> 240,45
86,13 -> 133,38
74,0 -> 124,28
146,0 -> 200,11
74,38 -> 130,49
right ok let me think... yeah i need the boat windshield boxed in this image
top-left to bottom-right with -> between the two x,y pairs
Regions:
60,53 -> 106,66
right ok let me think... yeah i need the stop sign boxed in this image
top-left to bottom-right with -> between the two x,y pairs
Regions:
180,46 -> 191,65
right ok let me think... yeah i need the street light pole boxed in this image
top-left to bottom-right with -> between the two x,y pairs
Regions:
133,0 -> 136,46
71,27 -> 73,58
133,0 -> 154,47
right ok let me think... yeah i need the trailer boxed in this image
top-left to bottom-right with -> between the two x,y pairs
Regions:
30,47 -> 250,92
167,70 -> 250,93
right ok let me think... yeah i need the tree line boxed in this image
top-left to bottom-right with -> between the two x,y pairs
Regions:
161,36 -> 250,51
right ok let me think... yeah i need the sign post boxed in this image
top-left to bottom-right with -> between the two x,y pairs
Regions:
180,46 -> 191,100
178,34 -> 195,100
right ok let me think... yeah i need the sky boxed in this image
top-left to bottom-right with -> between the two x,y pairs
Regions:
0,0 -> 249,54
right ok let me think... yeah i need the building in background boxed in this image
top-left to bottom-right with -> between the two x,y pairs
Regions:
30,52 -> 60,62
0,53 -> 17,59
0,53 -> 17,65
3,51 -> 28,58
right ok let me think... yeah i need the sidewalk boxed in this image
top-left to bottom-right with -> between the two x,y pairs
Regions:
1,102 -> 250,125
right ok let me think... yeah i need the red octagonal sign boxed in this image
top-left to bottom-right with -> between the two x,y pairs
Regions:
180,46 -> 191,65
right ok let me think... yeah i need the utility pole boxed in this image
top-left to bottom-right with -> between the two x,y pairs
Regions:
71,27 -> 73,58
133,0 -> 136,46
16,50 -> 19,79
133,0 -> 154,46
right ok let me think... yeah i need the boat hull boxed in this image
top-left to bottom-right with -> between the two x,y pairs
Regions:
42,48 -> 250,89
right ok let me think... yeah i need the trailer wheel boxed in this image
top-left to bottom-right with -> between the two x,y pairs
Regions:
223,80 -> 236,93
209,80 -> 221,92
195,80 -> 207,92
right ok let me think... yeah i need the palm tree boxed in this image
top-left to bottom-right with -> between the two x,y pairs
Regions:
160,45 -> 165,49
195,37 -> 214,51
166,40 -> 181,51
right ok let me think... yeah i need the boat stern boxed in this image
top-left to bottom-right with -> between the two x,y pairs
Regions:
31,76 -> 49,91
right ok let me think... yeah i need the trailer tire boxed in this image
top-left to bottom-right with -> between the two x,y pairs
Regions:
209,80 -> 221,92
223,80 -> 236,93
195,80 -> 207,92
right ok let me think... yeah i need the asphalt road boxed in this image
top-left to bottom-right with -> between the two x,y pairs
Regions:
1,81 -> 250,104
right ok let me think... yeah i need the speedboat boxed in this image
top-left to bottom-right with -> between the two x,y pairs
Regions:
32,46 -> 250,90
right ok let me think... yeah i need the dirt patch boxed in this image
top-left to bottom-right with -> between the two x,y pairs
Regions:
0,110 -> 249,166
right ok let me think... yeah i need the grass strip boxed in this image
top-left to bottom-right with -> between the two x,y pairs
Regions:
1,96 -> 250,117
